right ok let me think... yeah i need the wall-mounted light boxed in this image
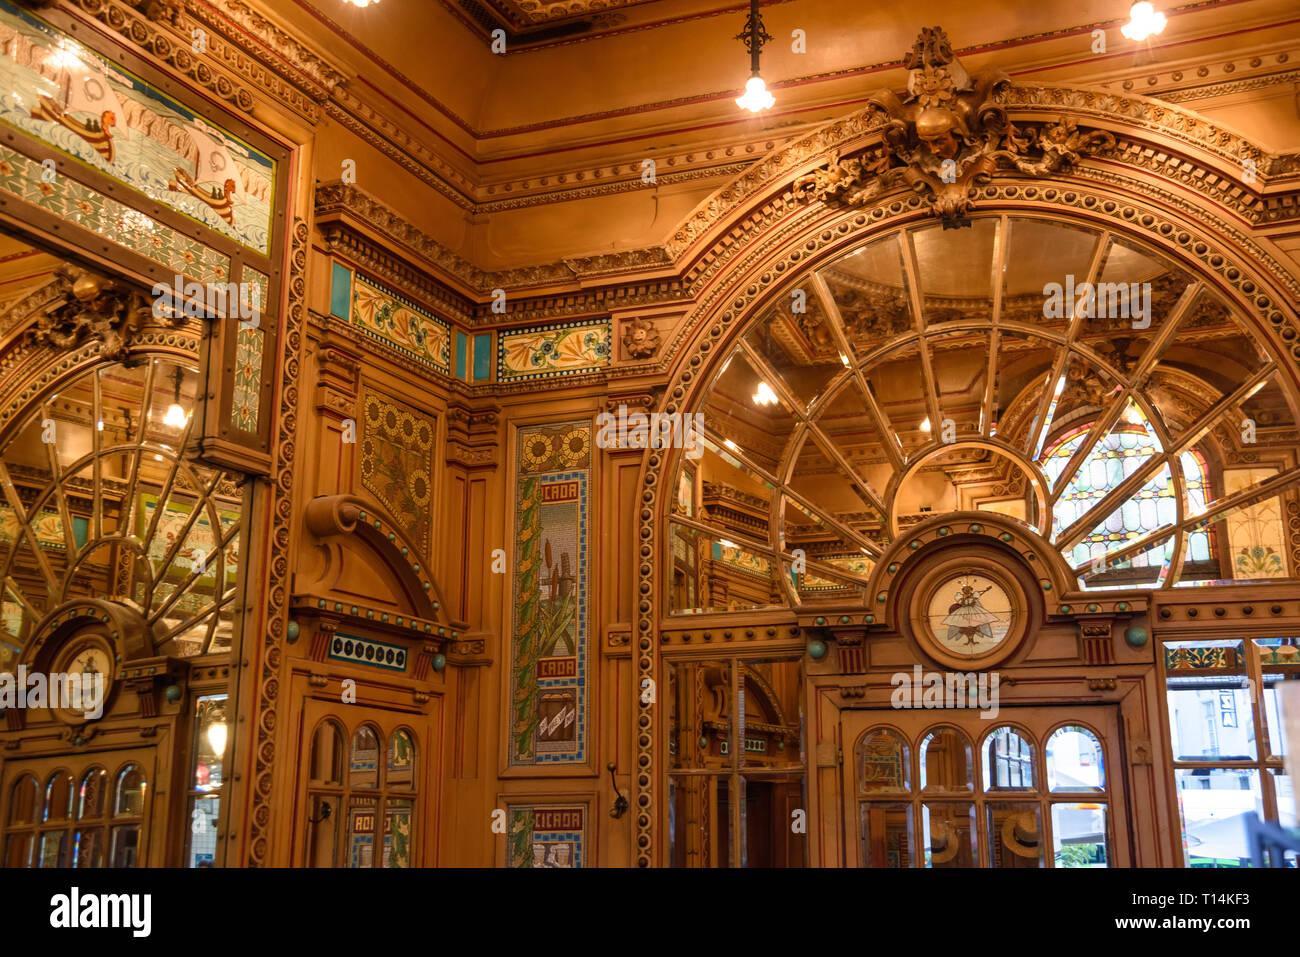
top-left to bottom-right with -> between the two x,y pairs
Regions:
1121,2 -> 1166,41
342,0 -> 380,7
734,0 -> 775,113
920,417 -> 932,433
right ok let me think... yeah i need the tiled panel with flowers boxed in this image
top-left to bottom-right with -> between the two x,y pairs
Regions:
231,325 -> 263,433
351,275 -> 450,373
499,319 -> 611,381
501,319 -> 613,382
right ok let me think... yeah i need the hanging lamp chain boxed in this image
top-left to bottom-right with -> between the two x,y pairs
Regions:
735,0 -> 772,74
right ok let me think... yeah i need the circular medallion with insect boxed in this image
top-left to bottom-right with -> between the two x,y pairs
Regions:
907,554 -> 1030,670
926,574 -> 1014,658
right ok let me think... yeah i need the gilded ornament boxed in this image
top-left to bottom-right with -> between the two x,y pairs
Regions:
795,27 -> 1115,224
621,317 -> 662,359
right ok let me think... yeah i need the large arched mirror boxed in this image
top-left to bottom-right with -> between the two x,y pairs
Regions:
667,214 -> 1299,613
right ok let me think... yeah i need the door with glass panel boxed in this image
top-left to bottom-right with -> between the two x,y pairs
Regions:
666,658 -> 807,867
842,707 -> 1130,867
298,699 -> 424,868
2,751 -> 153,868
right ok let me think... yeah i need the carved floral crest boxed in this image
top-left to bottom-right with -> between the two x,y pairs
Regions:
19,265 -> 180,360
795,26 -> 1115,224
621,317 -> 661,359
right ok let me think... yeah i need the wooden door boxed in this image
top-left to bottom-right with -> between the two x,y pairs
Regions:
295,698 -> 435,867
841,705 -> 1132,867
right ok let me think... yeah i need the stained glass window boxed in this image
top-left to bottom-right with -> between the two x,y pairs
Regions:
304,721 -> 417,867
1045,404 -> 1213,576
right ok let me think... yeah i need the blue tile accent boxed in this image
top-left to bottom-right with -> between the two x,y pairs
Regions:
531,830 -> 583,867
473,333 -> 491,381
455,330 -> 467,379
330,262 -> 352,320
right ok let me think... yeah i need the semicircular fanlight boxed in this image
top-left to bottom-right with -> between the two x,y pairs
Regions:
0,357 -> 243,670
669,215 -> 1300,614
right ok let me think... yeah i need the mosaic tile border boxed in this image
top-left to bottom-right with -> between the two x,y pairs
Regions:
498,318 -> 611,381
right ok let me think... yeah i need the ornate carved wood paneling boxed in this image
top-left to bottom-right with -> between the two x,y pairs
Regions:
244,217 -> 307,867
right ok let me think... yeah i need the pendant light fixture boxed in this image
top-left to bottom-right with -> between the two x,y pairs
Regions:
735,0 -> 774,113
1121,2 -> 1167,41
163,366 -> 188,429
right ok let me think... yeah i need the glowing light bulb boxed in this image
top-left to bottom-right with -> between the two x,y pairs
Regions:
1121,2 -> 1166,41
207,720 -> 227,756
753,381 -> 778,405
736,75 -> 774,113
723,439 -> 739,452
163,403 -> 187,428
343,0 -> 380,7
920,417 -> 932,433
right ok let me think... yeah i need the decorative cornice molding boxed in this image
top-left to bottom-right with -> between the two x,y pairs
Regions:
1155,67 -> 1300,104
315,182 -> 688,310
43,0 -> 349,125
202,0 -> 348,94
315,218 -> 476,324
475,158 -> 754,215
999,84 -> 1300,179
65,0 -> 256,113
322,94 -> 474,210
1098,48 -> 1295,101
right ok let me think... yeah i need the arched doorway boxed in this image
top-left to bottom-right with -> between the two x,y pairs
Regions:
0,246 -> 251,868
